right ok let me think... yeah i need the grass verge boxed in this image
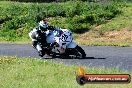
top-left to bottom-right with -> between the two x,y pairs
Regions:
0,56 -> 131,88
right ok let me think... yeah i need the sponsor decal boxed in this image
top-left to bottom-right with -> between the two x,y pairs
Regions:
76,66 -> 131,85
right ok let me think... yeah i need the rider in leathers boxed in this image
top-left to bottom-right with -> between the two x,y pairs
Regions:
29,20 -> 50,57
29,20 -> 64,57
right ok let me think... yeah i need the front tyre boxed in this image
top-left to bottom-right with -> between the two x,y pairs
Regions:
75,45 -> 86,59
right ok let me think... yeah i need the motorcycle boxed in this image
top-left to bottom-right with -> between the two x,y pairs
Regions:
36,28 -> 86,59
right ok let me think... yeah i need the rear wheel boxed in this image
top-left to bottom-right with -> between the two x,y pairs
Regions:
75,45 -> 86,59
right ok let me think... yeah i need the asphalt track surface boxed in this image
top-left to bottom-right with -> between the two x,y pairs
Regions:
0,44 -> 132,71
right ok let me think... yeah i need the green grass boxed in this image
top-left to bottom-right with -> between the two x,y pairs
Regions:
0,56 -> 132,88
75,40 -> 132,47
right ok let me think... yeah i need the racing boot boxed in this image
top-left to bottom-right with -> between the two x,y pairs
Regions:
32,41 -> 38,49
38,50 -> 45,57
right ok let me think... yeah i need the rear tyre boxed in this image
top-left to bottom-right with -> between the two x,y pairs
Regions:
75,45 -> 86,59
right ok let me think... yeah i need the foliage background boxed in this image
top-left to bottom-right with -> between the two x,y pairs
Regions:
0,0 -> 126,41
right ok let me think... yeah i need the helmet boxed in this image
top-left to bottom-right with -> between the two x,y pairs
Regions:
38,20 -> 48,31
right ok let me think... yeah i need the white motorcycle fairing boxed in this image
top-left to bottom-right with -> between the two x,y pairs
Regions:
46,28 -> 77,54
66,42 -> 77,48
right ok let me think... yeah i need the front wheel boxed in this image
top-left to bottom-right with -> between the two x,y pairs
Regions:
75,45 -> 86,59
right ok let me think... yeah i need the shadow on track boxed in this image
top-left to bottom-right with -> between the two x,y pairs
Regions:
84,57 -> 106,59
42,56 -> 106,60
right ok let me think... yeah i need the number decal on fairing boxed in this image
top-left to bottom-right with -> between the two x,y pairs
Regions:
60,34 -> 68,42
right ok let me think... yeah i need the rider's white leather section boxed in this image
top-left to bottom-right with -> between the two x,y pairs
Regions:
32,28 -> 37,32
28,32 -> 32,39
28,28 -> 38,41
28,31 -> 37,41
36,44 -> 42,51
45,30 -> 50,36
